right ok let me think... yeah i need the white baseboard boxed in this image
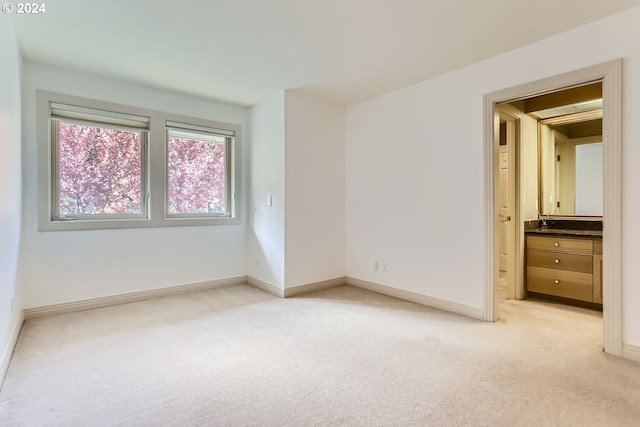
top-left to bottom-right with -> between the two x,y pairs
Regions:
1,312 -> 24,391
247,276 -> 285,297
247,276 -> 345,298
249,275 -> 483,320
345,276 -> 484,320
284,277 -> 345,297
622,343 -> 640,363
24,276 -> 247,320
21,273 -> 482,329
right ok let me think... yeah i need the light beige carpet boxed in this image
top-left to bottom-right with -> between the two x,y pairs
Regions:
1,284 -> 639,426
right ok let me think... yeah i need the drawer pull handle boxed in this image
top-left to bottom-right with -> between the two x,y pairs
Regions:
554,242 -> 560,247
555,259 -> 560,263
554,279 -> 560,284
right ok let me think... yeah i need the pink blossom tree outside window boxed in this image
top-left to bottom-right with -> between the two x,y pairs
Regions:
57,122 -> 144,216
167,131 -> 228,216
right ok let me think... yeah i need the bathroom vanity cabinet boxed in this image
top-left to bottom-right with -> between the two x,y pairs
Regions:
526,233 -> 602,304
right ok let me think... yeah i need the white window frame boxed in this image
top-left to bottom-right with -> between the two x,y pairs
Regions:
50,106 -> 150,222
37,91 -> 241,231
165,123 -> 234,219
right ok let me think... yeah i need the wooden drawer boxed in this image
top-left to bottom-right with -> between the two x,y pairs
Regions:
527,266 -> 593,302
527,250 -> 592,273
526,236 -> 593,254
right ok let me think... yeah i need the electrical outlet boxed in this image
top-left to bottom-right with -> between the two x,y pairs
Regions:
382,263 -> 388,273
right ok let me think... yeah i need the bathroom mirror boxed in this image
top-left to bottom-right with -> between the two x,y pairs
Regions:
538,112 -> 603,217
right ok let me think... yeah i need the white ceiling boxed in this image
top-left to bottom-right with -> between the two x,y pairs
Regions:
11,0 -> 640,106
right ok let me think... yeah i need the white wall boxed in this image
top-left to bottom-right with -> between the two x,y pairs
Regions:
247,92 -> 286,288
539,125 -> 557,215
247,91 -> 345,289
346,6 -> 640,346
346,72 -> 485,307
20,62 -> 249,308
521,112 -> 539,221
284,92 -> 345,287
0,14 -> 23,373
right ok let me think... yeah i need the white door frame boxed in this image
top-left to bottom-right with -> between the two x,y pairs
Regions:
483,59 -> 623,357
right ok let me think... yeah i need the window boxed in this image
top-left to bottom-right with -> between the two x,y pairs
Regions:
38,91 -> 240,231
51,105 -> 149,220
166,123 -> 233,218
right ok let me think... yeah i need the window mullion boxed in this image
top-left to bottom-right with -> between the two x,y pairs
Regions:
147,117 -> 167,225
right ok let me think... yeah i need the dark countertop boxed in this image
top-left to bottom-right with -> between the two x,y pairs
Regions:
525,228 -> 603,238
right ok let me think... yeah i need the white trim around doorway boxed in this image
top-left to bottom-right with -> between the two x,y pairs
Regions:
483,59 -> 623,357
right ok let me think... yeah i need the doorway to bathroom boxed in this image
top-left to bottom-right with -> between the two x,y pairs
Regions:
483,59 -> 622,356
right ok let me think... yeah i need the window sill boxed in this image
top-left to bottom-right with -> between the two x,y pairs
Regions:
38,216 -> 240,232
